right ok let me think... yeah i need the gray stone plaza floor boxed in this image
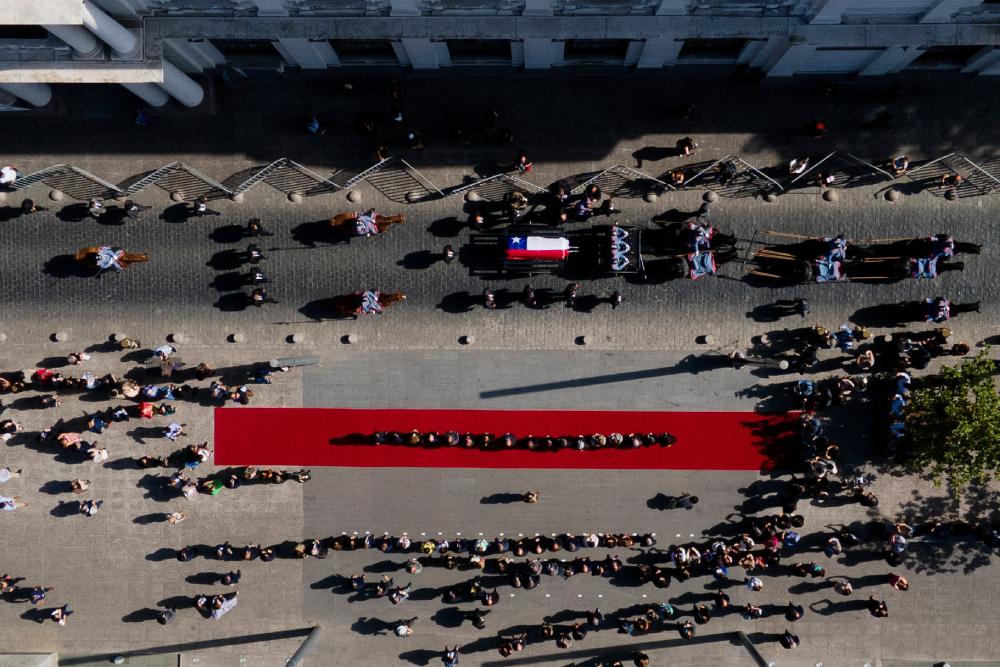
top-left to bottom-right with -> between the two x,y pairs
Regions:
0,73 -> 999,667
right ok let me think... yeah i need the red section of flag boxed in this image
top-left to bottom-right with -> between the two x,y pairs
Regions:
505,249 -> 570,261
214,408 -> 796,471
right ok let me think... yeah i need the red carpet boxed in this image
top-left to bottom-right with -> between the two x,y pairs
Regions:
214,408 -> 796,471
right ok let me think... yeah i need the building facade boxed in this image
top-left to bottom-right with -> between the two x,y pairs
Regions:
1,0 -> 999,108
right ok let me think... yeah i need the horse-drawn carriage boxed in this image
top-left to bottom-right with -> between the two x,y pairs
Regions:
640,220 -> 738,280
329,210 -> 405,238
468,224 -> 645,278
748,233 -> 974,284
74,246 -> 149,272
330,290 -> 406,318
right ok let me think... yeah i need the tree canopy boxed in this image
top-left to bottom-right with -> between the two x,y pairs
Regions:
904,350 -> 1000,492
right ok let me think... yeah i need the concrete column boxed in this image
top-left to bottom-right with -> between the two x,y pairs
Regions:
859,46 -> 923,76
765,44 -> 815,77
399,38 -> 440,69
276,38 -> 338,69
121,82 -> 169,107
81,0 -> 137,55
163,38 -> 225,73
90,0 -> 149,17
0,82 -> 52,107
635,37 -> 683,68
158,59 -> 204,107
921,0 -> 981,23
251,0 -> 289,16
389,0 -> 420,15
809,0 -> 850,24
980,57 -> 1000,77
45,25 -> 102,57
656,0 -> 688,15
749,37 -> 791,70
523,0 -> 551,15
962,47 -> 1000,74
523,38 -> 559,69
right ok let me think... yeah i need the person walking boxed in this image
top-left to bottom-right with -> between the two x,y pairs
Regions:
442,645 -> 459,666
394,617 -> 417,637
868,596 -> 889,618
124,200 -> 151,220
79,499 -> 103,517
0,467 -> 21,484
779,630 -> 800,649
0,496 -> 28,511
20,199 -> 47,215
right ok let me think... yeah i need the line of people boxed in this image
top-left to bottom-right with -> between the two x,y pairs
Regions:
371,430 -> 676,451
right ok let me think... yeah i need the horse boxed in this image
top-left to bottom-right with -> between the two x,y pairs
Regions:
644,221 -> 737,256
329,211 -> 406,237
749,256 -> 965,284
653,248 -> 738,280
854,235 -> 981,259
331,291 -> 406,318
74,246 -> 150,270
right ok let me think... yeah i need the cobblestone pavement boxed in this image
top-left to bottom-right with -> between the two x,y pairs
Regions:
0,74 -> 999,667
0,74 -> 997,351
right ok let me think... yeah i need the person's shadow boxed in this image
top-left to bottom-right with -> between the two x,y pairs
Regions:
480,492 -> 524,504
632,146 -> 683,168
747,301 -> 802,323
647,493 -> 681,510
351,616 -> 394,636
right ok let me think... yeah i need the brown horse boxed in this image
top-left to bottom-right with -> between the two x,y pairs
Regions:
74,246 -> 150,270
329,211 -> 406,237
331,290 -> 406,318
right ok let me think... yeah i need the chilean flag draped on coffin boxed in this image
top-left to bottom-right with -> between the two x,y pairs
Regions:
506,235 -> 571,261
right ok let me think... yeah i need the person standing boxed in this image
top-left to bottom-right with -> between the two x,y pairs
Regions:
0,467 -> 21,484
50,605 -> 73,625
514,151 -> 532,174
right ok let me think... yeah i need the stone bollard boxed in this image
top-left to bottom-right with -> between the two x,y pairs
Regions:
703,191 -> 718,203
945,189 -> 958,201
885,189 -> 900,202
49,190 -> 64,201
576,335 -> 590,346
696,334 -> 715,345
763,192 -> 778,203
168,333 -> 187,344
230,193 -> 244,204
643,191 -> 657,203
288,192 -> 303,203
288,333 -> 305,344
343,334 -> 359,345
459,335 -> 475,345
170,191 -> 184,202
0,333 -> 7,343
465,191 -> 481,203
53,331 -> 68,342
229,333 -> 245,343
822,189 -> 839,202
405,191 -> 421,203
346,190 -> 362,203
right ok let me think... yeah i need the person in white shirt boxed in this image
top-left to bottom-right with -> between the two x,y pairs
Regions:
0,165 -> 19,185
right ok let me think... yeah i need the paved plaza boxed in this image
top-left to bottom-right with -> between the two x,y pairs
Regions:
0,74 -> 999,667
